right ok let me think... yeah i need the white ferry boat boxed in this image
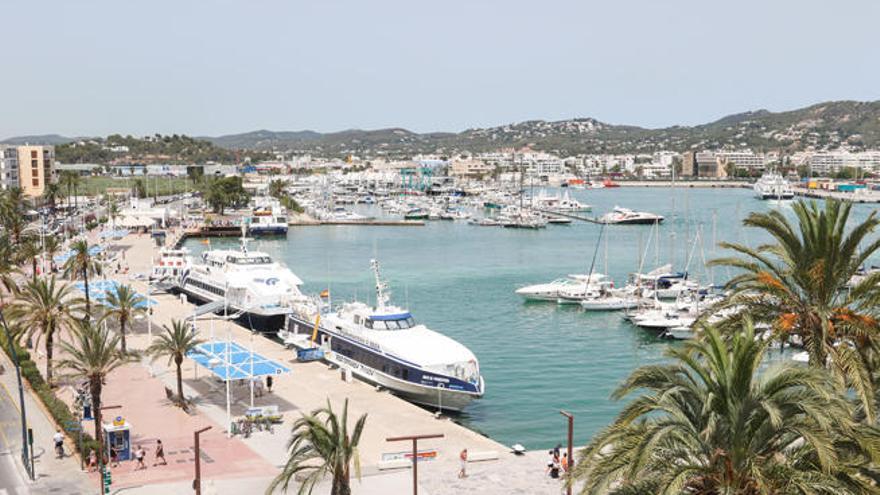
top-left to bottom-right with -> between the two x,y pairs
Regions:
150,247 -> 190,291
283,260 -> 484,412
754,171 -> 794,200
179,228 -> 304,330
248,202 -> 288,236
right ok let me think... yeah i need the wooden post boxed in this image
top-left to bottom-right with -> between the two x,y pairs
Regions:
561,411 -> 574,495
194,426 -> 212,495
386,433 -> 444,495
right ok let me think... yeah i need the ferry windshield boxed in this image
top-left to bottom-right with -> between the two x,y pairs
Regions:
226,256 -> 272,265
365,316 -> 416,330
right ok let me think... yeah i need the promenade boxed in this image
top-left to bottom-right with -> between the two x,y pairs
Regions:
36,230 -> 575,494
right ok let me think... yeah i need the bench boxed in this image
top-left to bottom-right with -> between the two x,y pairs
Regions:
377,459 -> 412,470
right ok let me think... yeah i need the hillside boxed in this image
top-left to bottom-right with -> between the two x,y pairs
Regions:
6,100 -> 880,160
203,100 -> 880,157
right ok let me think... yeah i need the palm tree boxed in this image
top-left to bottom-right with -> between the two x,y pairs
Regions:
43,235 -> 61,273
573,322 -> 880,494
57,320 -> 134,461
0,188 -> 27,246
42,182 -> 63,212
16,237 -> 42,282
146,319 -> 203,404
101,284 -> 146,353
7,276 -> 79,385
62,239 -> 101,317
268,179 -> 289,199
268,400 -> 367,495
709,199 -> 880,421
107,197 -> 120,228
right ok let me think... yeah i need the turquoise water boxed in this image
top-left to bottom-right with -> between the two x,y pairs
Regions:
184,188 -> 878,449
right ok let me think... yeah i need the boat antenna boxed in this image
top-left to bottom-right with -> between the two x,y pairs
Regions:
371,259 -> 390,311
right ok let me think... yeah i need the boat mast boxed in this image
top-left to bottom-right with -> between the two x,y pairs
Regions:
371,259 -> 390,311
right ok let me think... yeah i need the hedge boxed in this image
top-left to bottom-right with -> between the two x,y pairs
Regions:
0,330 -> 101,458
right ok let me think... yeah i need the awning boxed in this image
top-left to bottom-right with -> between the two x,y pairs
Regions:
119,216 -> 155,228
187,341 -> 290,381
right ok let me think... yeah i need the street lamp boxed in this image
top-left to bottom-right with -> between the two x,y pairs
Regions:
560,410 -> 574,495
0,309 -> 34,480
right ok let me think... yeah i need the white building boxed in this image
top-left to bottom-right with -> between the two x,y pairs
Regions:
808,151 -> 880,175
0,146 -> 19,191
715,150 -> 766,170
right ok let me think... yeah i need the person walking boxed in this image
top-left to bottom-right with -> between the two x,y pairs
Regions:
266,375 -> 273,393
109,445 -> 119,467
458,448 -> 468,479
153,439 -> 167,466
135,445 -> 147,470
87,449 -> 98,472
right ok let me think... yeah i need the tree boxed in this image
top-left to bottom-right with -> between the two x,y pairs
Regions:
62,239 -> 102,317
0,188 -> 27,246
101,284 -> 146,353
42,182 -> 63,212
17,237 -> 43,282
203,176 -> 249,214
7,277 -> 79,385
268,179 -> 289,200
268,400 -> 367,495
709,199 -> 880,421
58,320 -> 134,462
133,178 -> 146,198
146,319 -> 204,404
572,322 -> 880,494
43,235 -> 61,273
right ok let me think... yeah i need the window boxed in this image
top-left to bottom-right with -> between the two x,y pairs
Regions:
30,151 -> 37,159
32,178 -> 39,186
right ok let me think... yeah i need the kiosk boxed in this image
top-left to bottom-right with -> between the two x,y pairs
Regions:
103,417 -> 132,461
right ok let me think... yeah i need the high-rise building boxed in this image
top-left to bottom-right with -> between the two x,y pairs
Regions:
0,146 -> 19,191
17,145 -> 55,197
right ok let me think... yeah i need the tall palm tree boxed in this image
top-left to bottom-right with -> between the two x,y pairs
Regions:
709,199 -> 880,421
7,276 -> 79,385
57,320 -> 133,461
62,239 -> 101,317
101,284 -> 146,353
0,188 -> 27,246
146,319 -> 204,403
42,182 -> 63,212
268,400 -> 367,495
573,322 -> 880,494
43,235 -> 61,273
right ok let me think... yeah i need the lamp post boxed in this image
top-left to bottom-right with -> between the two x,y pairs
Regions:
386,434 -> 444,495
560,410 -> 574,495
193,426 -> 212,495
0,309 -> 34,480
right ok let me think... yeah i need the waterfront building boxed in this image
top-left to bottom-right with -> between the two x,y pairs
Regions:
17,145 -> 55,197
808,151 -> 880,175
715,150 -> 766,170
0,146 -> 19,191
450,159 -> 495,179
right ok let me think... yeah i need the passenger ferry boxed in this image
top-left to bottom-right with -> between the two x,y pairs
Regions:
754,171 -> 794,200
150,247 -> 190,291
178,227 -> 304,330
248,202 -> 288,236
282,260 -> 484,412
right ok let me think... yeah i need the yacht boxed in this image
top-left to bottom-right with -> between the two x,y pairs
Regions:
599,207 -> 664,225
283,260 -> 484,411
179,227 -> 304,331
626,265 -> 696,299
515,274 -> 598,301
754,171 -> 794,200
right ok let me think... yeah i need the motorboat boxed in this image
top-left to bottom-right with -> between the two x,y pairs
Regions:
599,207 -> 664,225
754,171 -> 794,200
516,274 -> 598,302
178,226 -> 304,331
284,260 -> 484,412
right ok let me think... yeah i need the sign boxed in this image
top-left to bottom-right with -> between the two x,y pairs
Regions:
381,449 -> 439,462
112,416 -> 125,426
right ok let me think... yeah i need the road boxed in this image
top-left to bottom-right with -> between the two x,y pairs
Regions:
0,377 -> 29,495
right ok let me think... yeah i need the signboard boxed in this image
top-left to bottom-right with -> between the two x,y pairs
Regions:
381,449 -> 439,462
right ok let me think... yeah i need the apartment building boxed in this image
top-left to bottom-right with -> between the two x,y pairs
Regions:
715,150 -> 766,170
808,151 -> 880,175
16,145 -> 55,197
0,146 -> 19,191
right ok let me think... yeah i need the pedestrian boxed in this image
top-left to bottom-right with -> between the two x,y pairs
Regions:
266,375 -> 273,393
135,445 -> 147,470
458,448 -> 468,478
546,450 -> 560,479
153,439 -> 167,466
88,449 -> 98,472
110,445 -> 119,467
561,452 -> 569,473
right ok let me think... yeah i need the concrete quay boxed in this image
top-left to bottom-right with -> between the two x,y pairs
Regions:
75,231 -> 574,494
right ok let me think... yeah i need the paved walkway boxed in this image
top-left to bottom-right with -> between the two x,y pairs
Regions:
0,352 -> 93,495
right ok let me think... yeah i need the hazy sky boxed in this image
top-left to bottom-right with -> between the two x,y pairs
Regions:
2,0 -> 878,138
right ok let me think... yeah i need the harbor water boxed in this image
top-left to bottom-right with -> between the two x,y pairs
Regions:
183,187 -> 878,449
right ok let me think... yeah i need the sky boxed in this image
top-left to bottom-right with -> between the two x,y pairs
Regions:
2,0 -> 879,138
